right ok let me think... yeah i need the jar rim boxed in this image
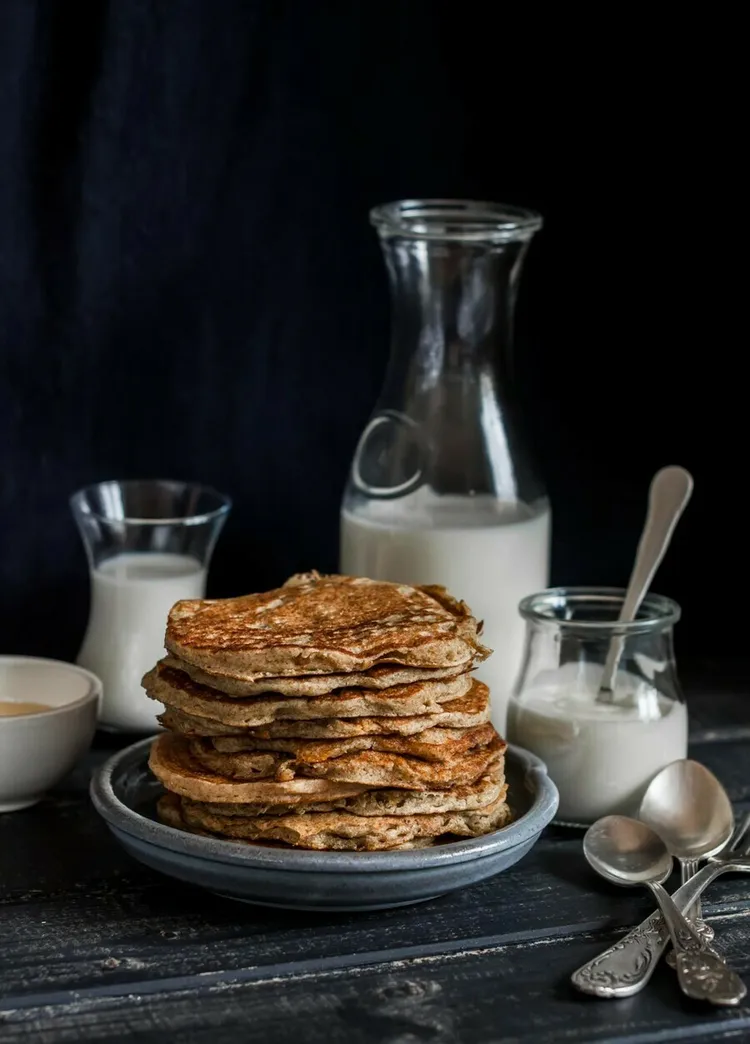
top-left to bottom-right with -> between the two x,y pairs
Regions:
518,586 -> 681,633
370,199 -> 543,243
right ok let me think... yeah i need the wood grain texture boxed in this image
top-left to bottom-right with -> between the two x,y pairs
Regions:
2,928 -> 750,1043
0,687 -> 748,1042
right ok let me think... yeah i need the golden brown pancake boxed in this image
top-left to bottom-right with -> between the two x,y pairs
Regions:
158,707 -> 245,737
149,732 -> 369,804
158,791 -> 193,831
206,722 -> 497,763
182,769 -> 506,817
165,572 -> 489,678
174,792 -> 512,851
144,662 -> 474,725
156,793 -> 439,850
189,730 -> 505,790
158,681 -> 490,739
160,653 -> 473,697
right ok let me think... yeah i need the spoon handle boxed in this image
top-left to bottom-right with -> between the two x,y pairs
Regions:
682,857 -> 705,924
571,860 -> 747,997
598,466 -> 693,699
648,881 -> 747,1006
664,858 -> 713,966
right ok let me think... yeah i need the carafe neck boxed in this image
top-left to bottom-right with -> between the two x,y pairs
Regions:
366,200 -> 545,504
373,200 -> 541,384
381,236 -> 529,382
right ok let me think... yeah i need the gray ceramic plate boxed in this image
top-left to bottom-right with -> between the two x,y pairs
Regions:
90,738 -> 558,911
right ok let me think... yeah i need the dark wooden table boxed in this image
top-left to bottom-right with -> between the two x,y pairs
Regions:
1,671 -> 749,1044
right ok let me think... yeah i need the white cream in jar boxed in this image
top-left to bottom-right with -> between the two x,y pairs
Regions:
507,661 -> 688,824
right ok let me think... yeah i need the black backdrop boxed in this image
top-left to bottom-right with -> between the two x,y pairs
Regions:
0,1 -> 745,677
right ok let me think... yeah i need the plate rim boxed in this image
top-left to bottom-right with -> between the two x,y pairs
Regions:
90,736 -> 558,873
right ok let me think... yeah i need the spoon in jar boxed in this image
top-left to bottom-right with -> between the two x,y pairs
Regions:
584,815 -> 746,1006
640,759 -> 734,943
597,466 -> 693,703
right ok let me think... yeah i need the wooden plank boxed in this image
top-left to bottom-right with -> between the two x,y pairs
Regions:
1,921 -> 750,1044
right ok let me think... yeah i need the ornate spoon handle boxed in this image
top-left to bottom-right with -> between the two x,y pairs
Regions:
666,858 -> 713,968
571,861 -> 746,998
649,881 -> 746,1006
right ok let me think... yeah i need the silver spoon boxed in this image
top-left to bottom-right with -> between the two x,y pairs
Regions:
640,759 -> 734,941
584,815 -> 747,1006
598,466 -> 693,703
572,812 -> 750,998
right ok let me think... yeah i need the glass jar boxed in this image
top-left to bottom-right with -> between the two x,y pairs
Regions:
506,587 -> 687,826
340,199 -> 550,728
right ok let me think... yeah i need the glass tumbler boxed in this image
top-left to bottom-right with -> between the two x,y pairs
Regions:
506,587 -> 687,826
71,480 -> 231,733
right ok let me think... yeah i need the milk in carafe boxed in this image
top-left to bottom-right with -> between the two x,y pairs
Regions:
341,494 -> 550,727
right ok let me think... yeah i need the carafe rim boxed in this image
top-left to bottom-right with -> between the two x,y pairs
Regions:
370,198 -> 543,243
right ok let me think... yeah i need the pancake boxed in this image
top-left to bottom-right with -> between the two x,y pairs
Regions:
189,731 -> 506,790
158,707 -> 246,737
206,722 -> 497,763
158,790 -> 194,831
182,770 -> 506,817
156,793 -> 438,851
157,681 -> 491,739
149,732 -> 369,804
144,663 -> 474,725
165,572 -> 489,678
161,654 -> 473,698
176,792 -> 512,851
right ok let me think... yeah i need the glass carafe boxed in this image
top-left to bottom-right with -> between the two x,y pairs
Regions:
340,199 -> 549,728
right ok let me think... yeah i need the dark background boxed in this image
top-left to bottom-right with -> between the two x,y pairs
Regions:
0,2 -> 744,677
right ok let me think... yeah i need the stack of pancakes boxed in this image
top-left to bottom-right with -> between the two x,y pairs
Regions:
144,572 -> 510,851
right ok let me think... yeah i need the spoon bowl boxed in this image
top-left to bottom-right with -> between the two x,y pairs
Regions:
584,815 -> 672,887
639,759 -> 734,861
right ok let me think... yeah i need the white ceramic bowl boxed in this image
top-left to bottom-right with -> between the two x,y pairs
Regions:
0,656 -> 100,813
